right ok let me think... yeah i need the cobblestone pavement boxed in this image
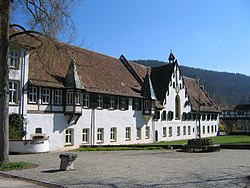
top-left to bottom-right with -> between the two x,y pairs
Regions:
4,149 -> 250,187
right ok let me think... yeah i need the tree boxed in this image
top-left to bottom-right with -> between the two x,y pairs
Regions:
0,0 -> 77,162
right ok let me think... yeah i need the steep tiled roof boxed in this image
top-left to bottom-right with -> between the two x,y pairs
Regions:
150,63 -> 175,103
27,38 -> 148,98
183,77 -> 220,113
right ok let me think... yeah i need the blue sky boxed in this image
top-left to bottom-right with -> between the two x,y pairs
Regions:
70,0 -> 250,76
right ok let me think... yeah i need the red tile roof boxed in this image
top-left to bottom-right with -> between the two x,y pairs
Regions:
28,39 -> 148,98
183,76 -> 220,113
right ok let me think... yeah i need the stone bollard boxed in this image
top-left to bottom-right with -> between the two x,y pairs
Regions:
59,153 -> 78,171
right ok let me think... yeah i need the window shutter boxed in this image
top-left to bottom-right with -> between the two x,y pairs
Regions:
103,95 -> 109,109
90,94 -> 97,108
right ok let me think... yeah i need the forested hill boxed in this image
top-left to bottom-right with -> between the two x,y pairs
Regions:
133,60 -> 250,106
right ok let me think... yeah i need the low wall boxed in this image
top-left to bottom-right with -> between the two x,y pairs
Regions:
9,139 -> 49,154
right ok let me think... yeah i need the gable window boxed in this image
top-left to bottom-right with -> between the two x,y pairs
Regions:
65,128 -> 74,145
82,128 -> 89,143
75,92 -> 81,105
9,81 -> 18,104
97,128 -> 104,142
162,110 -> 167,121
83,94 -> 90,108
169,127 -> 172,137
168,111 -> 174,121
183,126 -> 186,135
125,127 -> 131,141
110,127 -> 117,141
28,86 -> 37,104
163,127 -> 167,137
66,92 -> 74,105
177,126 -> 181,136
109,96 -> 115,109
9,49 -> 19,69
42,88 -> 50,104
188,126 -> 191,135
145,126 -> 150,139
136,128 -> 141,140
54,89 -> 62,105
97,95 -> 103,109
154,111 -> 160,120
173,82 -> 176,88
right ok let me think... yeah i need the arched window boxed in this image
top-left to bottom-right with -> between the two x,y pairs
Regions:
175,95 -> 181,119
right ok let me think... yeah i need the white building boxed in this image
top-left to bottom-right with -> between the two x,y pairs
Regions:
8,36 -> 220,151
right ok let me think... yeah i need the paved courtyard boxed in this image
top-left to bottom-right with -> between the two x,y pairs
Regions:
4,149 -> 250,187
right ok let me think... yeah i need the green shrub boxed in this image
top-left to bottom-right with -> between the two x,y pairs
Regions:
9,113 -> 26,140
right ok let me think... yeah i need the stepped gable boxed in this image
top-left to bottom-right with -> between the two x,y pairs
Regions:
28,39 -> 147,98
183,76 -> 220,113
150,63 -> 175,104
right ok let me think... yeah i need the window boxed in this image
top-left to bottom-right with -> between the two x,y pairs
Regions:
168,111 -> 174,121
35,128 -> 42,134
133,99 -> 140,110
65,129 -> 74,145
54,89 -> 62,105
211,125 -> 214,133
203,126 -> 205,134
183,126 -> 186,135
75,92 -> 81,105
125,127 -> 131,140
202,114 -> 206,121
109,96 -> 115,109
177,126 -> 180,136
144,100 -> 150,110
162,111 -> 167,121
136,128 -> 141,140
9,81 -> 18,104
120,97 -> 126,110
215,125 -> 217,133
97,128 -> 104,142
66,92 -> 74,105
97,95 -> 103,109
145,126 -> 150,139
82,129 -> 89,143
169,127 -> 172,137
173,82 -> 176,88
83,94 -> 90,108
28,86 -> 37,104
110,127 -> 117,141
9,49 -> 19,69
207,126 -> 210,133
154,111 -> 160,120
42,88 -> 50,104
163,127 -> 167,137
188,126 -> 191,135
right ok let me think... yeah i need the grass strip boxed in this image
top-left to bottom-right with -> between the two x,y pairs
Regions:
0,161 -> 36,171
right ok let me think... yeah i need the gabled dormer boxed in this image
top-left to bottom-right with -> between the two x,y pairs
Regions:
64,60 -> 85,122
141,71 -> 156,117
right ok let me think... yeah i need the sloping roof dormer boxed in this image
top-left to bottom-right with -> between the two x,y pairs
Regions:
64,60 -> 85,90
141,71 -> 156,100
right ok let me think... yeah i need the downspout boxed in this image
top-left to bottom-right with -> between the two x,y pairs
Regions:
90,108 -> 95,146
21,49 -> 28,116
